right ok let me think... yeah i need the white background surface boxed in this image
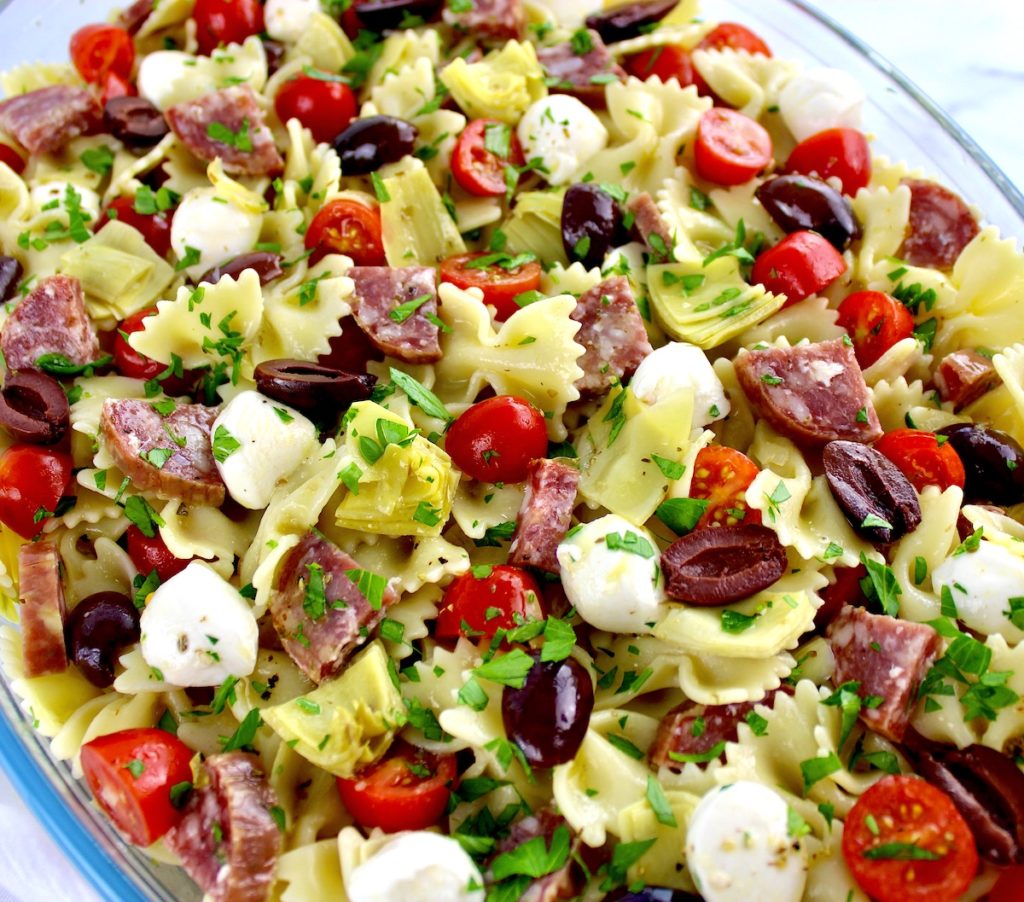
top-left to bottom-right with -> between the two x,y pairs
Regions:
2,3 -> 1023,902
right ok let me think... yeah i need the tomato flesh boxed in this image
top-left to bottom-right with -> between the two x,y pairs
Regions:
439,253 -> 541,321
0,143 -> 26,175
688,445 -> 762,529
305,199 -> 386,266
0,445 -> 73,539
445,395 -> 549,483
100,196 -> 173,258
126,525 -> 191,583
113,307 -> 167,381
69,24 -> 135,84
836,289 -> 914,368
874,429 -> 966,493
436,564 -> 544,640
785,127 -> 872,197
274,74 -> 357,145
751,230 -> 847,307
694,107 -> 773,186
100,71 -> 137,106
451,119 -> 525,198
698,22 -> 772,56
624,45 -> 695,85
192,0 -> 264,56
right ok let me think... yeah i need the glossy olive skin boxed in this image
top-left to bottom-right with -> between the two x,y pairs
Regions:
603,889 -> 701,902
352,0 -> 443,31
64,592 -> 141,688
261,38 -> 286,76
200,251 -> 284,287
502,654 -> 594,768
755,173 -> 861,250
0,371 -> 70,445
332,115 -> 418,174
103,96 -> 169,148
0,256 -> 22,302
254,358 -> 377,414
562,183 -> 623,270
585,0 -> 677,44
936,423 -> 1024,505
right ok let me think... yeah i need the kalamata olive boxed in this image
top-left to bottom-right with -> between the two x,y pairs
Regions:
502,654 -> 594,768
332,115 -> 418,175
0,371 -> 70,445
0,255 -> 22,302
562,183 -> 623,270
65,591 -> 141,688
254,358 -> 377,414
200,251 -> 284,287
261,38 -> 286,76
755,174 -> 861,250
936,423 -> 1024,505
603,889 -> 700,902
585,0 -> 677,44
660,524 -> 787,605
102,96 -> 169,148
823,440 -> 921,543
352,0 -> 443,31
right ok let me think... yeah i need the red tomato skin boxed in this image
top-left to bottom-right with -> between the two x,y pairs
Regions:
113,307 -> 166,381
785,127 -> 872,196
752,230 -> 847,307
989,865 -> 1024,902
0,144 -> 26,175
698,22 -> 772,56
835,290 -> 914,368
192,0 -> 264,56
874,429 -> 967,493
69,24 -> 135,84
445,396 -> 549,483
624,45 -> 695,85
305,199 -> 386,266
0,445 -> 73,539
439,253 -> 542,322
99,196 -> 172,258
694,108 -> 773,186
816,563 -> 867,629
688,445 -> 762,529
436,565 -> 545,640
126,525 -> 190,582
451,119 -> 525,198
81,728 -> 194,847
274,75 -> 357,145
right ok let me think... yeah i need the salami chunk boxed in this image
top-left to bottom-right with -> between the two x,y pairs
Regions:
165,752 -> 281,902
537,30 -> 625,108
100,399 -> 225,506
166,86 -> 283,177
508,459 -> 579,573
494,810 -> 579,902
734,337 -> 882,445
270,531 -> 397,683
935,349 -> 1001,410
571,276 -> 652,398
443,0 -> 525,43
827,605 -> 940,742
0,85 -> 101,156
0,275 -> 100,373
649,699 -> 758,770
119,0 -> 154,34
626,191 -> 674,260
349,266 -> 441,363
899,179 -> 980,269
18,541 -> 68,678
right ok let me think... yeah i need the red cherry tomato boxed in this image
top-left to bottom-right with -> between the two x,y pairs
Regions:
439,253 -> 542,322
836,290 -> 914,368
451,119 -> 526,197
113,307 -> 166,381
624,45 -> 695,85
99,196 -> 172,258
69,24 -> 135,85
0,445 -> 73,539
990,865 -> 1024,902
336,741 -> 456,833
126,525 -> 191,583
100,70 -> 136,106
874,429 -> 966,493
0,144 -> 26,175
785,127 -> 872,197
697,22 -> 772,56
274,74 -> 357,145
436,564 -> 545,640
751,230 -> 847,307
445,396 -> 548,483
816,563 -> 866,629
305,199 -> 386,266
191,0 -> 264,56
694,108 -> 773,185
842,775 -> 978,902
80,727 -> 194,847
687,445 -> 762,529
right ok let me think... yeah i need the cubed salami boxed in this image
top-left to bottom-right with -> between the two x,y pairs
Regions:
734,337 -> 882,445
935,349 -> 1001,410
626,191 -> 674,261
100,399 -> 225,506
899,179 -> 980,269
493,810 -> 579,902
508,459 -> 579,573
0,85 -> 101,156
166,86 -> 283,177
537,30 -> 625,108
18,541 -> 68,678
650,698 -> 762,770
827,605 -> 940,742
349,266 -> 441,363
443,0 -> 525,43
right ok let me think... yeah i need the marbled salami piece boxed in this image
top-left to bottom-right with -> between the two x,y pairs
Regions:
649,699 -> 757,770
571,276 -> 652,398
935,349 -> 1001,410
626,191 -> 674,260
442,0 -> 525,43
100,399 -> 225,506
899,178 -> 980,269
493,810 -> 579,902
166,86 -> 283,177
537,30 -> 625,108
827,604 -> 940,742
18,541 -> 68,678
118,0 -> 154,34
0,85 -> 101,156
734,337 -> 882,445
0,275 -> 101,373
349,266 -> 441,363
270,531 -> 397,683
509,459 -> 579,573
165,752 -> 280,902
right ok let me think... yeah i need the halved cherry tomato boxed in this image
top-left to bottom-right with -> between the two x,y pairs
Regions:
192,0 -> 264,56
436,564 -> 545,640
99,70 -> 136,106
274,74 -> 357,145
451,119 -> 525,198
874,429 -> 966,493
80,727 -> 194,847
0,144 -> 26,175
836,290 -> 914,368
69,24 -> 135,85
816,563 -> 866,629
751,230 -> 847,307
842,775 -> 978,902
688,445 -> 762,529
623,45 -> 695,85
126,525 -> 190,583
99,196 -> 173,258
697,22 -> 772,56
305,199 -> 386,266
694,108 -> 772,186
113,307 -> 166,381
337,741 -> 456,833
445,395 -> 548,483
0,445 -> 73,538
989,865 -> 1024,902
785,127 -> 872,197
439,252 -> 541,321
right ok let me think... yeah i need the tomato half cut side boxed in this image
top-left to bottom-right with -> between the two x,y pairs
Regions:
687,445 -> 762,529
100,196 -> 173,258
191,0 -> 265,56
439,253 -> 541,321
836,290 -> 914,368
451,119 -> 525,198
697,22 -> 772,56
274,74 -> 357,145
785,127 -> 872,196
694,108 -> 773,186
0,445 -> 74,539
305,199 -> 386,266
623,45 -> 695,86
751,230 -> 847,307
436,564 -> 545,640
445,395 -> 549,483
874,429 -> 966,493
69,24 -> 135,84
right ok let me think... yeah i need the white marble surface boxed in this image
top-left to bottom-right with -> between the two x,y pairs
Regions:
2,4 -> 1023,902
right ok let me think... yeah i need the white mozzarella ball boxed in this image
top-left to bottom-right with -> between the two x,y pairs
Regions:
140,561 -> 258,687
171,187 -> 262,280
517,95 -> 608,186
264,0 -> 320,42
630,341 -> 729,426
779,67 -> 866,143
932,541 -> 1024,643
212,390 -> 317,510
136,50 -> 195,111
30,181 -> 101,224
557,514 -> 665,633
686,782 -> 808,902
347,832 -> 484,902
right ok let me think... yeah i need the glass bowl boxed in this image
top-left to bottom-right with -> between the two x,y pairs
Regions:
0,1 -> 1022,900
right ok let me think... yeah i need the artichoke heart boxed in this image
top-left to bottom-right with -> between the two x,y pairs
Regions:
439,40 -> 546,124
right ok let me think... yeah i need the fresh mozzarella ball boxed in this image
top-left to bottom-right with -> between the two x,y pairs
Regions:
630,342 -> 730,426
686,782 -> 808,902
932,541 -> 1024,643
557,514 -> 665,633
136,50 -> 195,110
778,68 -> 866,142
347,832 -> 484,902
264,0 -> 320,42
30,181 -> 101,224
140,561 -> 258,687
171,187 -> 262,279
517,95 -> 608,186
212,390 -> 317,510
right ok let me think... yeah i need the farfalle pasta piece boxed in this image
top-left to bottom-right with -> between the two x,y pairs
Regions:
691,47 -> 799,121
0,62 -> 80,96
277,840 -> 346,901
617,789 -> 702,892
158,500 -> 261,581
367,28 -> 441,90
289,11 -> 354,74
676,650 -> 796,706
654,168 -> 735,264
738,294 -> 846,347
